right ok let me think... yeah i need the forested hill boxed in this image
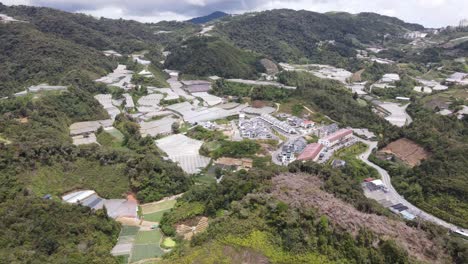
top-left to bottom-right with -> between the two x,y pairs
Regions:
215,9 -> 425,63
0,21 -> 116,96
188,11 -> 229,24
0,4 -> 160,53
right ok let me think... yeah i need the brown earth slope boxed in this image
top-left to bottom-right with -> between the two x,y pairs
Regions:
380,138 -> 429,167
272,173 -> 450,263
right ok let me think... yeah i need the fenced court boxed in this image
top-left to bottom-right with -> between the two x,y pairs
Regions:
111,225 -> 140,260
130,244 -> 164,263
135,230 -> 162,244
130,230 -> 164,263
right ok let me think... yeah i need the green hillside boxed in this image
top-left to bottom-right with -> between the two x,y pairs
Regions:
216,9 -> 424,64
165,36 -> 262,78
0,22 -> 116,96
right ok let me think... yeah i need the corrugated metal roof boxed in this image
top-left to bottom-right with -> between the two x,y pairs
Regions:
297,143 -> 323,160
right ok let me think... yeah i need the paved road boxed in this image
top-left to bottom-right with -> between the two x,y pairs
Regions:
357,139 -> 467,233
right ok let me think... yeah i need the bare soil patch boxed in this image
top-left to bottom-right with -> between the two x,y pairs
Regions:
271,173 -> 449,264
379,138 -> 429,167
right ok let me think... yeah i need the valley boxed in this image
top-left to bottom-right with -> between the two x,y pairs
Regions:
0,3 -> 467,264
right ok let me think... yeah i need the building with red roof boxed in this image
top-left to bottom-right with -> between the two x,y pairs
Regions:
318,128 -> 353,147
297,143 -> 323,161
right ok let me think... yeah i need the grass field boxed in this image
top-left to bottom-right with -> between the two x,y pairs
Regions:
97,128 -> 126,149
117,255 -> 130,264
141,200 -> 177,214
19,158 -> 129,199
135,230 -> 162,244
143,209 -> 171,222
330,142 -> 380,181
193,174 -> 217,185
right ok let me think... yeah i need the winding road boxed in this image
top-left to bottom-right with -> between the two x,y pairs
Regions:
357,138 -> 468,234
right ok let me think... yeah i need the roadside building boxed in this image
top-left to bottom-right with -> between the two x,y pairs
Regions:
260,113 -> 297,134
279,137 -> 308,164
315,123 -> 339,138
318,128 -> 353,148
297,143 -> 323,162
301,120 -> 315,128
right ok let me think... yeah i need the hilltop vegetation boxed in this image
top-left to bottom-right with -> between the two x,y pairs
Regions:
0,4 -> 161,53
165,36 -> 262,78
188,11 -> 229,24
0,23 -> 116,96
216,9 -> 423,65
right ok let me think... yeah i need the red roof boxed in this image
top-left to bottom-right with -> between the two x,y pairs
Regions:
364,178 -> 374,182
297,143 -> 323,161
322,129 -> 353,143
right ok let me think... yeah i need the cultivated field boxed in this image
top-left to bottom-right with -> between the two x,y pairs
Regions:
380,138 -> 429,167
422,88 -> 468,110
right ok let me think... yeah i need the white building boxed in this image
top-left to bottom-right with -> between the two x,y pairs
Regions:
404,31 -> 428,39
318,128 -> 353,148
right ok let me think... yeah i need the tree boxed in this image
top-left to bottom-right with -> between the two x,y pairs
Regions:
171,122 -> 180,134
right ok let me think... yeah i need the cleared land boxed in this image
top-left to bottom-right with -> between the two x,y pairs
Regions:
422,88 -> 468,110
380,138 -> 429,167
19,159 -> 129,198
271,173 -> 450,264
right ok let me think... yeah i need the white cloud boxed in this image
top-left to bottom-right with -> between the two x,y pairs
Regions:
4,0 -> 468,27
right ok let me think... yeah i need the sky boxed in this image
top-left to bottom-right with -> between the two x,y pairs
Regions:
3,0 -> 468,28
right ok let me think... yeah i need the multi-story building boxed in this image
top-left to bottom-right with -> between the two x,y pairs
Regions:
318,128 -> 353,148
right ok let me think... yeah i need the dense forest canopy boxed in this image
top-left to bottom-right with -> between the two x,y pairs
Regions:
215,9 -> 424,64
